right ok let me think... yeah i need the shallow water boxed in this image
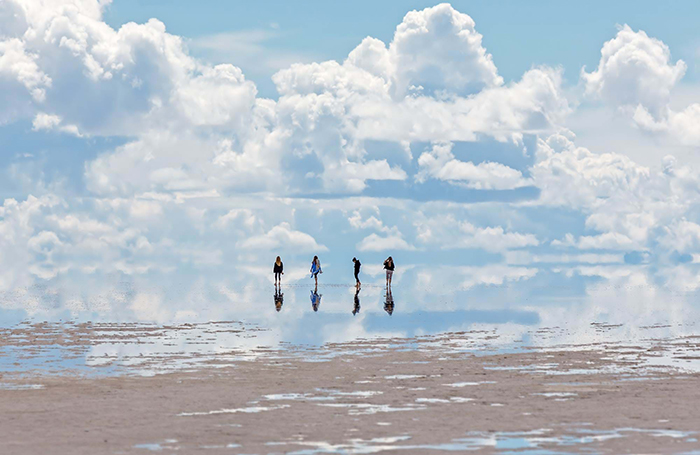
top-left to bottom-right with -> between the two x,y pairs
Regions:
2,264 -> 700,378
132,427 -> 698,454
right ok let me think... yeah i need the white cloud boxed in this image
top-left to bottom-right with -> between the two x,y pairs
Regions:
459,265 -> 537,290
551,232 -> 638,251
658,219 -> 700,254
348,210 -> 385,231
582,25 -> 686,116
6,0 -> 700,304
387,3 -> 502,97
0,38 -> 51,121
531,131 -> 700,256
239,222 -> 327,252
32,112 -> 81,135
1,1 -> 258,135
416,142 -> 531,189
214,208 -> 259,231
357,232 -> 415,252
581,25 -> 700,147
1,1 -> 572,199
31,112 -> 60,130
506,251 -> 624,265
632,103 -> 700,146
459,221 -> 539,251
414,213 -> 538,252
530,131 -> 651,209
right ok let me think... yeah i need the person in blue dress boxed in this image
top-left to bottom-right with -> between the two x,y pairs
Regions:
311,285 -> 322,312
310,255 -> 322,286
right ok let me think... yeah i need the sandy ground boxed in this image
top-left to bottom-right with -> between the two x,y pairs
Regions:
1,324 -> 700,454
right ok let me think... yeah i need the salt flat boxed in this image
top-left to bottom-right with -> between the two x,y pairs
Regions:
1,305 -> 700,454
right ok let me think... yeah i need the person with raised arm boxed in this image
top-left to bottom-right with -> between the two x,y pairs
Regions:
383,256 -> 395,287
384,287 -> 394,315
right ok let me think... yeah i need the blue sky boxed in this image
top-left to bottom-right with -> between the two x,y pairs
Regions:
2,0 -> 700,340
104,1 -> 700,97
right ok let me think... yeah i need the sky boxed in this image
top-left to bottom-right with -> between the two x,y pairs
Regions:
2,0 -> 700,334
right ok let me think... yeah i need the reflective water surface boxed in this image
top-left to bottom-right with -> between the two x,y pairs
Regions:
1,263 -> 700,376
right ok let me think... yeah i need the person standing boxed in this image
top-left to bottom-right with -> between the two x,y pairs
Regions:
383,256 -> 395,287
273,256 -> 284,287
384,287 -> 394,315
310,255 -> 322,286
274,288 -> 284,312
352,287 -> 361,316
352,257 -> 361,288
311,284 -> 322,312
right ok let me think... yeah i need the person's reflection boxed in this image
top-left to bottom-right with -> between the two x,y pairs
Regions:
274,288 -> 284,312
311,285 -> 322,312
384,288 -> 394,316
352,287 -> 361,316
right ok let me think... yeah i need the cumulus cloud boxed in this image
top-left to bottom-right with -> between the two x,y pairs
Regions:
416,142 -> 531,189
531,131 -> 700,257
387,3 -> 502,97
6,0 -> 700,299
459,265 -> 538,290
582,25 -> 686,115
581,25 -> 700,146
632,103 -> 700,146
658,220 -> 700,254
239,222 -> 327,252
357,232 -> 415,252
0,1 -> 572,200
350,209 -> 415,251
414,213 -> 539,252
530,131 -> 652,209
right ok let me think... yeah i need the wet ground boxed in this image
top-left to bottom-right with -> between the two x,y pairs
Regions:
2,271 -> 700,453
2,327 -> 700,454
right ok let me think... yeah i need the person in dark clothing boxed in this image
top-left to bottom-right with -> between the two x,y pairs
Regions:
352,257 -> 361,288
274,288 -> 284,312
352,287 -> 361,316
384,287 -> 394,315
273,256 -> 284,287
383,256 -> 395,287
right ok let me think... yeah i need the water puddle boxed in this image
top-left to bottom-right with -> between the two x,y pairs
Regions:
178,404 -> 290,416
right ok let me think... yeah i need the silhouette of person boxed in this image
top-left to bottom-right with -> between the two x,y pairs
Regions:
273,256 -> 284,287
311,285 -> 322,312
383,256 -> 395,288
352,287 -> 361,316
384,288 -> 394,316
274,288 -> 284,312
352,257 -> 361,289
310,255 -> 323,286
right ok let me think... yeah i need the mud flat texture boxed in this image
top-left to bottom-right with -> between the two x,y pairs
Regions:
1,326 -> 700,454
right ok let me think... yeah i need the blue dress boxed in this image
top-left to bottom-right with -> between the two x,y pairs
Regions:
310,260 -> 321,277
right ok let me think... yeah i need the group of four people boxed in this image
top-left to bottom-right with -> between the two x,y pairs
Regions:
273,255 -> 396,288
274,278 -> 394,315
273,255 -> 396,314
